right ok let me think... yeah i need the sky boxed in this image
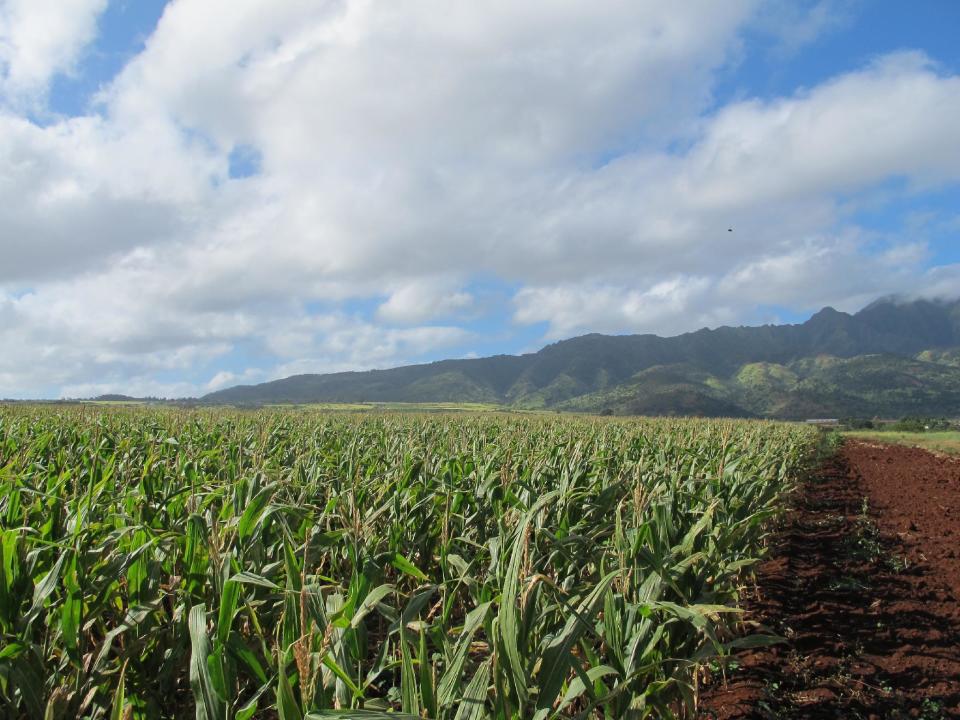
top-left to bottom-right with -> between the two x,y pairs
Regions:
1,1 -> 959,399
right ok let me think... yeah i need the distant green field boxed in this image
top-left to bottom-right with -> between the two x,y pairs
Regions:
844,430 -> 960,456
76,401 -> 507,412
264,401 -> 508,412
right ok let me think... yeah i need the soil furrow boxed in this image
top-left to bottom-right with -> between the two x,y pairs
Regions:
700,440 -> 960,719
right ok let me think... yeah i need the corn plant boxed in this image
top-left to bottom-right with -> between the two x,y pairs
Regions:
0,406 -> 819,719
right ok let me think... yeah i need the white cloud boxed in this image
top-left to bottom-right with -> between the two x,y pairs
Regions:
514,277 -> 722,339
265,315 -> 471,377
108,0 -> 754,164
513,234 -> 954,339
0,267 -> 473,396
685,52 -> 960,209
205,369 -> 265,392
0,0 -> 108,106
377,280 -> 473,325
913,264 -> 960,302
0,112 -> 220,283
2,2 -> 960,397
59,378 -> 206,401
507,52 -> 960,336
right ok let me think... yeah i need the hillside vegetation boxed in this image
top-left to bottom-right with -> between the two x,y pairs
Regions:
201,298 -> 960,418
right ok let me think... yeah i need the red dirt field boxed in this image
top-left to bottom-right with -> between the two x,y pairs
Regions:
699,440 -> 960,719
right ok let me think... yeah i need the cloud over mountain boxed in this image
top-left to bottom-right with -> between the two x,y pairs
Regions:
0,1 -> 958,398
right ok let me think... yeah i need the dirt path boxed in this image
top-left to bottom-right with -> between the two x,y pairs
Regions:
699,440 -> 960,719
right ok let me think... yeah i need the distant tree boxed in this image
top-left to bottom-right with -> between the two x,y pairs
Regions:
599,408 -> 614,416
891,416 -> 925,432
890,416 -> 951,432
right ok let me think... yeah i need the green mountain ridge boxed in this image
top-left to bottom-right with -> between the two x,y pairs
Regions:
202,297 -> 960,418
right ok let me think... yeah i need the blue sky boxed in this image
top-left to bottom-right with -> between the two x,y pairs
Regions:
0,0 -> 958,398
46,0 -> 168,118
715,2 -> 960,103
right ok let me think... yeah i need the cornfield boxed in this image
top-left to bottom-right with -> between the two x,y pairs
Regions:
0,406 -> 819,719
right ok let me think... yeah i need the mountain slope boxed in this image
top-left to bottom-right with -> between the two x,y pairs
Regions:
202,297 -> 960,417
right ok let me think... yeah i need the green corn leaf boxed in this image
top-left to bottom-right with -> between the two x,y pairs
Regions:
24,551 -> 67,627
498,492 -> 557,710
217,579 -> 241,647
419,625 -> 436,720
533,570 -> 619,720
437,601 -> 491,708
390,553 -> 428,582
452,660 -> 490,720
109,660 -> 128,720
229,571 -> 281,590
350,584 -> 394,629
227,631 -> 269,685
277,662 -> 304,720
0,641 -> 26,661
237,484 -> 276,542
557,664 -> 619,713
235,676 -> 273,720
59,554 -> 81,665
189,604 -> 226,720
305,712 -> 422,720
321,652 -> 365,700
399,585 -> 437,629
399,629 -> 419,716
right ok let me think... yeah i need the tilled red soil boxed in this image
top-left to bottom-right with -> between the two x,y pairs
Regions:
699,440 -> 960,719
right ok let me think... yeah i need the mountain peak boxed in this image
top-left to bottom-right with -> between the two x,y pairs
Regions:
202,296 -> 960,417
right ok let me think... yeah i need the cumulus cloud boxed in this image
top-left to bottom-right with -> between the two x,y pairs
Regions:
1,1 -> 959,397
514,278 -> 722,340
514,235 -> 953,339
0,0 -> 108,106
269,321 -> 472,379
509,52 -> 960,336
0,112 -> 220,283
377,281 -> 473,325
685,52 -> 960,208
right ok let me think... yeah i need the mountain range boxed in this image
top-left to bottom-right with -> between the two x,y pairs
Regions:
200,297 -> 960,418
